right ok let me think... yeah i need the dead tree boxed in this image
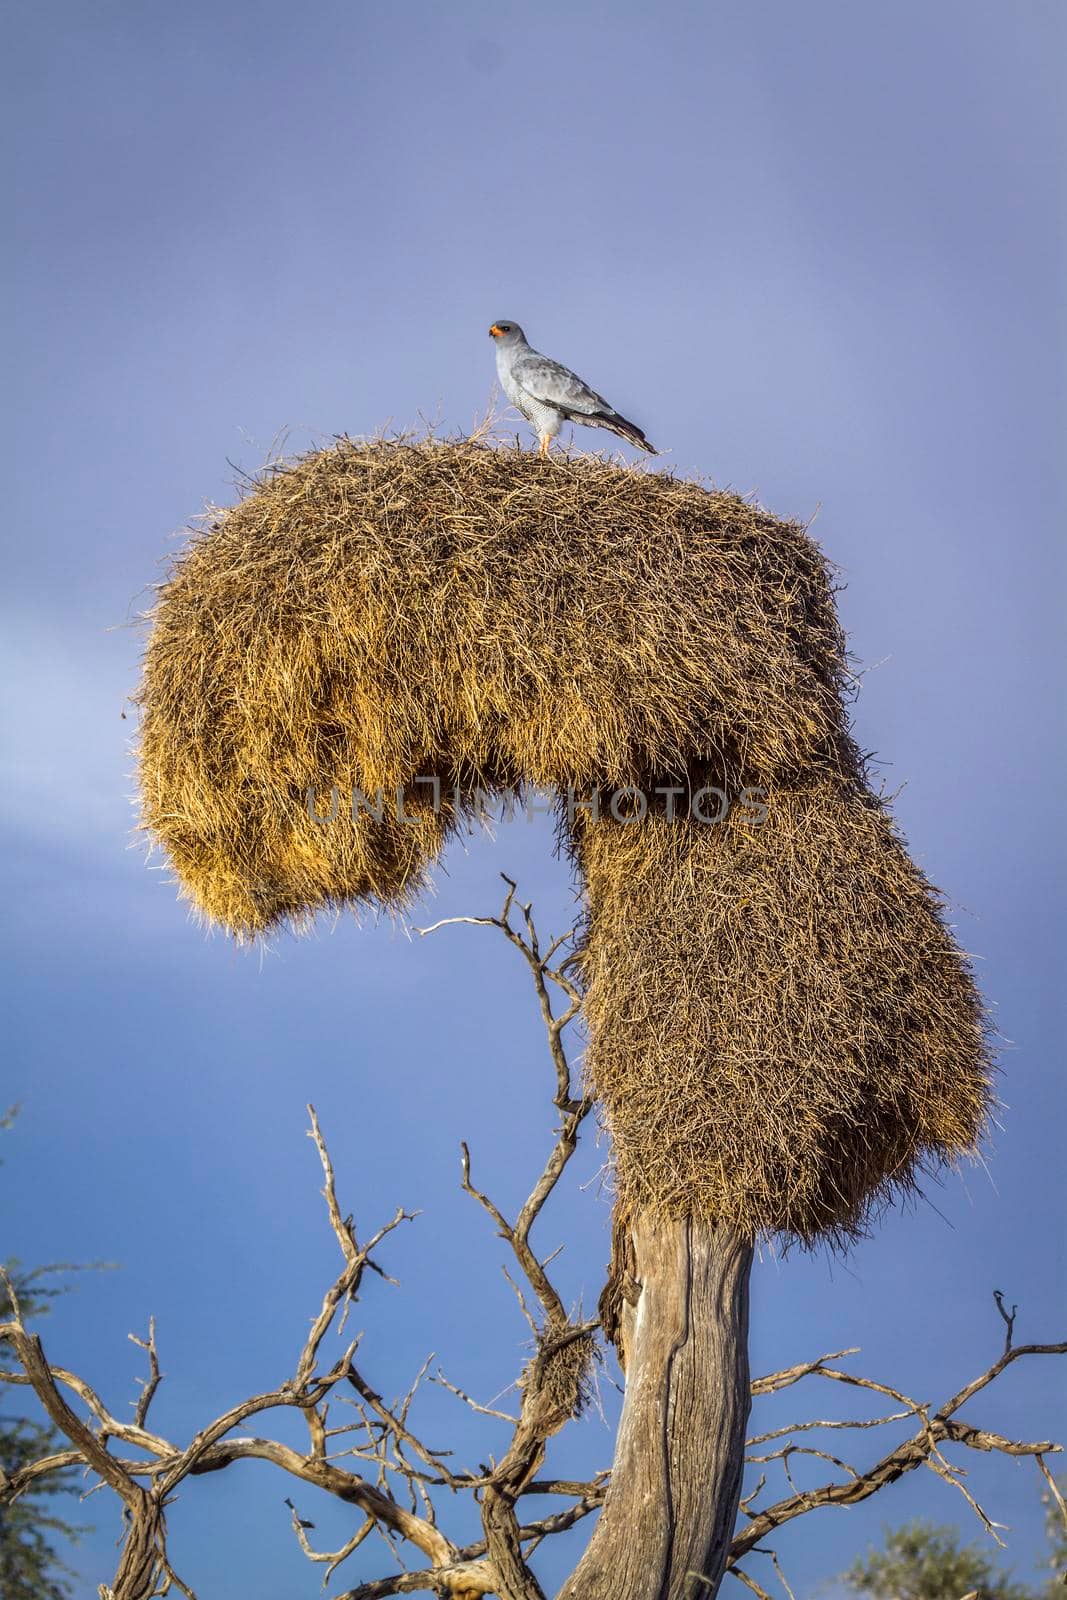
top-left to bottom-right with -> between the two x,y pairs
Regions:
2,886 -> 1063,1600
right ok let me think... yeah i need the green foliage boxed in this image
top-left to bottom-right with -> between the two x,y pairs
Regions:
844,1517 -> 1064,1600
1,1109 -> 87,1600
1039,1481 -> 1067,1596
0,1416 -> 82,1600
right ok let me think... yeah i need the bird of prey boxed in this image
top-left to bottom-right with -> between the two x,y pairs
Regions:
489,321 -> 656,457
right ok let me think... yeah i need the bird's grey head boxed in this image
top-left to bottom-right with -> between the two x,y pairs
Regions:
489,320 -> 526,346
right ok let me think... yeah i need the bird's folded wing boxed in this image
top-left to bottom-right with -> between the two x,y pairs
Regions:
511,354 -> 609,416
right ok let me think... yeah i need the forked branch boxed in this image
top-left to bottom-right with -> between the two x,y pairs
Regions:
2,888 -> 1063,1600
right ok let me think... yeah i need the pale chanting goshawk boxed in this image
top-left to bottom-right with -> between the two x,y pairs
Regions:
489,321 -> 657,457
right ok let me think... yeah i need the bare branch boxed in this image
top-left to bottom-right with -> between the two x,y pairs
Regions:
729,1567 -> 773,1600
1038,1453 -> 1067,1524
3,891 -> 1062,1600
128,1319 -> 162,1431
750,1349 -> 860,1396
431,1367 -> 520,1424
993,1288 -> 1017,1356
730,1339 -> 1066,1561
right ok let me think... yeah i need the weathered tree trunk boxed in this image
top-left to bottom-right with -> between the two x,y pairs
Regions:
559,1217 -> 753,1600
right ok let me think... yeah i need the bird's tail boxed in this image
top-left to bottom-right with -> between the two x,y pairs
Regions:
602,412 -> 657,454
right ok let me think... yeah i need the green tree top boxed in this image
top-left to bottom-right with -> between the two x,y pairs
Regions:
844,1517 -> 1065,1600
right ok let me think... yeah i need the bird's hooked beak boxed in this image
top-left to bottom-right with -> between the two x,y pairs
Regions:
489,324 -> 504,338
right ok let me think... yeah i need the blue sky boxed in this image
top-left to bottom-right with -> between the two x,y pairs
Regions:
3,1 -> 1064,1594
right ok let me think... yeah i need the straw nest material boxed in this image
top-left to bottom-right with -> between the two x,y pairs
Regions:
578,787 -> 987,1238
138,437 -> 990,1240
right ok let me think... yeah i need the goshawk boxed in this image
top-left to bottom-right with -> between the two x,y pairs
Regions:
489,321 -> 656,457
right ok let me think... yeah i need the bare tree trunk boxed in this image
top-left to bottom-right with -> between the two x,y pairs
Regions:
559,1216 -> 753,1600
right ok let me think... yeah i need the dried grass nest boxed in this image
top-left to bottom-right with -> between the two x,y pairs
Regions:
138,437 -> 990,1240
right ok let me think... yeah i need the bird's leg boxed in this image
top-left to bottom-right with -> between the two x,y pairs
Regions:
539,434 -> 551,458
